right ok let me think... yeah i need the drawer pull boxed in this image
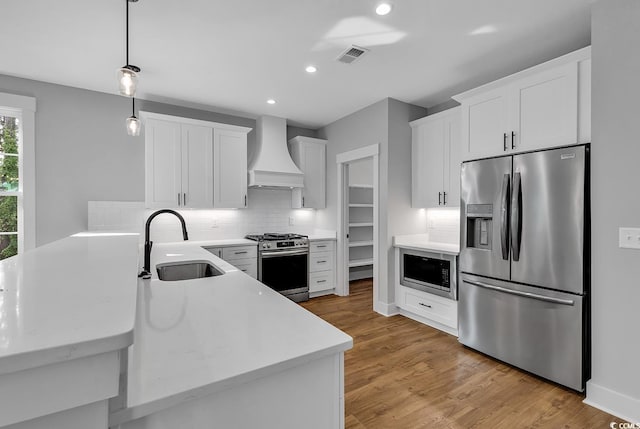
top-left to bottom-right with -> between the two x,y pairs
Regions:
234,251 -> 248,255
317,260 -> 327,263
316,245 -> 327,248
317,279 -> 327,283
418,302 -> 432,309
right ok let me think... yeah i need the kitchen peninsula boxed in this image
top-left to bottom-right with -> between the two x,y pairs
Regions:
0,233 -> 352,429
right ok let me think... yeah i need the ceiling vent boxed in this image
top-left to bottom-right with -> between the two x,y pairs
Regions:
336,45 -> 369,64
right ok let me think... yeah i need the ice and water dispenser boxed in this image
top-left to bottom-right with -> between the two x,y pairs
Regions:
465,204 -> 493,250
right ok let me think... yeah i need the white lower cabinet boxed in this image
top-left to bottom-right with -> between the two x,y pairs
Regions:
309,240 -> 335,296
205,244 -> 258,278
398,286 -> 458,333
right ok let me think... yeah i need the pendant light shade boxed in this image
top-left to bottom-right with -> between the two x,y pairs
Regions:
118,65 -> 140,97
126,98 -> 141,136
118,0 -> 141,97
126,115 -> 141,136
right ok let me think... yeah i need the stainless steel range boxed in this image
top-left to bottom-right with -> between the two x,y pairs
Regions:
245,233 -> 309,302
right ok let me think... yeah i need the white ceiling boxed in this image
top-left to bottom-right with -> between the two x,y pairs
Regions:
1,0 -> 592,128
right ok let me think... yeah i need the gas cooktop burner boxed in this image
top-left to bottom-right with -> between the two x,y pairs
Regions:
245,233 -> 308,242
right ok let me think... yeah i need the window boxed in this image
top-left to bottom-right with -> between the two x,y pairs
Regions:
0,113 -> 20,259
0,93 -> 36,259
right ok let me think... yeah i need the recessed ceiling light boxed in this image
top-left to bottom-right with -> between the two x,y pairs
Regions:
305,65 -> 317,73
267,99 -> 276,105
375,3 -> 392,16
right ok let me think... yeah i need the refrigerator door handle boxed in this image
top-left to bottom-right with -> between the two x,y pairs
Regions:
463,280 -> 575,306
511,171 -> 522,261
500,173 -> 510,260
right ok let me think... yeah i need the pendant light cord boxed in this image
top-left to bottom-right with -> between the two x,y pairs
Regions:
132,97 -> 135,116
126,0 -> 129,66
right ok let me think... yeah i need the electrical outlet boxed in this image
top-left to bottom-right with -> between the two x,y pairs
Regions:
289,216 -> 295,226
619,227 -> 640,249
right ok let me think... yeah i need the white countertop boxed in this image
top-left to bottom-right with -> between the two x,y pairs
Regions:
0,233 -> 139,375
393,234 -> 460,255
110,241 -> 352,425
181,238 -> 257,247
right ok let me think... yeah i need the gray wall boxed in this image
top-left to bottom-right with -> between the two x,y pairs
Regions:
589,0 -> 640,418
386,99 -> 429,301
317,98 -> 427,306
348,158 -> 373,186
0,74 -> 313,246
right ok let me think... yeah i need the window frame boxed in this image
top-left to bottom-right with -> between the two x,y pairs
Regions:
0,93 -> 36,254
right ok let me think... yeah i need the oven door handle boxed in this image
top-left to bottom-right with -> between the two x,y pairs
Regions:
261,249 -> 309,258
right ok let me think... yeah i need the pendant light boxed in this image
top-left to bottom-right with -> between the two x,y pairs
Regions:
118,0 -> 141,97
126,98 -> 141,136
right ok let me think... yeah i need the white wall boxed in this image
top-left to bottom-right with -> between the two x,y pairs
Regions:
586,0 -> 640,421
0,73 -> 315,246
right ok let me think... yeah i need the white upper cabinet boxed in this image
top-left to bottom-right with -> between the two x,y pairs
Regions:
288,136 -> 327,209
410,107 -> 461,208
454,47 -> 590,160
142,112 -> 251,209
145,119 -> 183,208
181,124 -> 213,208
214,128 -> 248,208
462,87 -> 510,160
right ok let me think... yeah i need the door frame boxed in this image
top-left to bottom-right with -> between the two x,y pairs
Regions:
336,144 -> 379,301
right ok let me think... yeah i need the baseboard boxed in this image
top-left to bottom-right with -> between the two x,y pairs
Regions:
584,381 -> 640,423
374,301 -> 399,317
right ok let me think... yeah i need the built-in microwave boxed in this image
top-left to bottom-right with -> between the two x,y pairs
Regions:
400,249 -> 457,300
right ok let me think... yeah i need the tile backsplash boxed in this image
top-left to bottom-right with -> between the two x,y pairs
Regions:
88,188 -> 317,243
426,207 -> 460,244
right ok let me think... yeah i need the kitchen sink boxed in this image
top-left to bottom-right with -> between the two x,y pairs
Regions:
156,261 -> 224,281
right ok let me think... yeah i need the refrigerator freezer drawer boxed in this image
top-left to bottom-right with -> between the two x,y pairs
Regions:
458,274 -> 585,391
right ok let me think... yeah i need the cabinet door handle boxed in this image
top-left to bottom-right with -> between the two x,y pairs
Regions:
177,193 -> 181,206
244,195 -> 247,207
503,133 -> 508,151
511,131 -> 516,150
438,192 -> 442,205
419,302 -> 432,309
302,196 -> 305,207
443,191 -> 447,205
183,193 -> 187,206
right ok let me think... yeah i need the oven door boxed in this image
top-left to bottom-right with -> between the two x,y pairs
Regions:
260,250 -> 309,295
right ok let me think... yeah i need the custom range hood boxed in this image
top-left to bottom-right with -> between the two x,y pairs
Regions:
248,116 -> 304,188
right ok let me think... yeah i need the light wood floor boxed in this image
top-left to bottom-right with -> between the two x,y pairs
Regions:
301,279 -> 618,429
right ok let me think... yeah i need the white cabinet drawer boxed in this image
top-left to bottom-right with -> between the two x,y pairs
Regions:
309,271 -> 334,293
222,245 -> 257,261
401,287 -> 457,329
310,252 -> 334,273
310,240 -> 335,253
233,260 -> 257,278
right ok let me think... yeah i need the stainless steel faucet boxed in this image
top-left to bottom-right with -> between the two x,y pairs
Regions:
138,209 -> 189,279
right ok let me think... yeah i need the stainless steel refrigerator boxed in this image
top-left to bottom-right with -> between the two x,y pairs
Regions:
459,144 -> 589,391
